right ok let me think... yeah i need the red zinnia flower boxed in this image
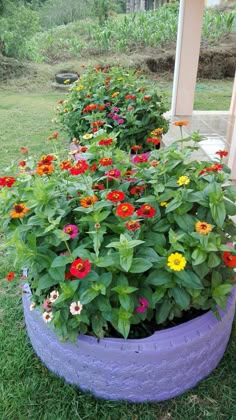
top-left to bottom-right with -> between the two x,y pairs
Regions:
222,252 -> 236,268
57,99 -> 64,104
38,155 -> 55,166
116,203 -> 135,218
125,220 -> 141,232
70,160 -> 88,175
91,128 -> 98,133
70,258 -> 92,278
91,120 -> 104,128
136,204 -> 156,218
6,272 -> 15,281
19,160 -> 26,167
106,190 -> 125,203
60,160 -> 72,170
216,150 -> 228,158
20,147 -> 28,154
98,138 -> 113,146
98,105 -> 105,111
144,96 -> 151,101
125,95 -> 136,100
130,185 -> 146,195
99,157 -> 113,166
92,183 -> 105,191
89,163 -> 97,173
146,137 -> 161,146
65,272 -> 76,281
131,145 -> 142,152
0,176 -> 16,188
48,132 -> 59,140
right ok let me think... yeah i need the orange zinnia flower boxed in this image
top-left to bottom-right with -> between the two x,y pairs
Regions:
80,196 -> 98,208
150,128 -> 163,136
173,120 -> 188,127
116,203 -> 135,218
36,164 -> 54,176
99,157 -> 113,166
195,221 -> 212,235
10,203 -> 30,218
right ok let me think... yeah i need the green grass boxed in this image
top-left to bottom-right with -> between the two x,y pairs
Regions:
0,87 -> 235,419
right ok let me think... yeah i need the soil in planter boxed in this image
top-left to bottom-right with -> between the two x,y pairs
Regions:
108,307 -> 209,339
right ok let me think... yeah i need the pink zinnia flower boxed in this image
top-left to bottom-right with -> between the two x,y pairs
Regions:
105,169 -> 121,180
117,119 -> 124,124
136,298 -> 149,313
42,298 -> 52,312
63,224 -> 79,239
112,114 -> 119,120
133,154 -> 148,164
113,106 -> 119,111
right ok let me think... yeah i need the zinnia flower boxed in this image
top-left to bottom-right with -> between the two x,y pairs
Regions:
130,185 -> 146,195
91,120 -> 104,128
36,164 -> 54,176
38,155 -> 55,166
136,298 -> 149,313
99,157 -> 113,166
131,145 -> 142,152
116,203 -> 135,218
136,204 -> 156,218
70,160 -> 88,175
48,132 -> 59,140
146,137 -> 161,146
106,190 -> 125,202
160,201 -> 168,207
42,312 -> 53,323
80,195 -> 98,208
222,252 -> 236,268
125,220 -> 141,232
125,95 -> 136,100
0,176 -> 16,188
111,92 -> 119,97
10,203 -> 30,218
105,169 -> 121,180
70,258 -> 92,278
82,133 -> 93,140
195,221 -> 212,235
29,303 -> 36,311
173,120 -> 188,127
20,147 -> 28,154
151,128 -> 163,136
42,298 -> 52,311
49,290 -> 59,303
215,150 -> 228,158
63,224 -> 79,239
133,155 -> 148,164
60,160 -> 72,170
98,138 -> 113,146
177,176 -> 190,186
6,272 -> 15,281
92,183 -> 105,191
150,160 -> 159,167
70,301 -> 83,315
167,253 -> 187,271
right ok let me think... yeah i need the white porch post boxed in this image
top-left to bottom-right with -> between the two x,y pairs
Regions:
171,0 -> 205,116
227,71 -> 236,180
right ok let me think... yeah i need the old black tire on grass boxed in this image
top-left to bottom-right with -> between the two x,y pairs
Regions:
55,73 -> 79,84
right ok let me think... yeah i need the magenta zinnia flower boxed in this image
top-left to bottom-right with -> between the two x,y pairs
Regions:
136,298 -> 149,313
42,298 -> 52,312
63,224 -> 79,239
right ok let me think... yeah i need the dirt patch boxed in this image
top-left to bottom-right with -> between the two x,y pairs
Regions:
143,33 -> 236,79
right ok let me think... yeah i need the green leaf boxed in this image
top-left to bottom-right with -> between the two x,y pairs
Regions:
152,287 -> 166,304
51,254 -> 74,268
120,252 -> 133,272
38,274 -> 59,291
80,288 -> 99,304
174,214 -> 195,233
211,271 -> 222,288
99,272 -> 112,287
95,255 -> 114,267
147,270 -> 173,286
175,270 -> 204,289
129,258 -> 152,273
156,299 -> 173,324
136,247 -> 159,262
169,287 -> 190,310
212,284 -> 233,298
210,202 -> 226,228
207,253 -> 221,268
48,267 -> 65,282
191,248 -> 207,265
192,263 -> 210,279
119,294 -> 131,311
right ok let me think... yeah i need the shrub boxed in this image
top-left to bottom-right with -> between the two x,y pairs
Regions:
57,66 -> 169,152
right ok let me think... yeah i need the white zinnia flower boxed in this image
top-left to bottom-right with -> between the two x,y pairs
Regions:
42,312 -> 53,323
49,290 -> 59,303
70,301 -> 83,315
29,302 -> 36,311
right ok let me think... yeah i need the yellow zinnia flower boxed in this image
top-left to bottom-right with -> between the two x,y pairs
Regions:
111,92 -> 119,98
160,201 -> 168,207
195,221 -> 212,235
177,176 -> 190,186
167,253 -> 187,271
63,79 -> 71,84
82,133 -> 93,140
76,85 -> 84,91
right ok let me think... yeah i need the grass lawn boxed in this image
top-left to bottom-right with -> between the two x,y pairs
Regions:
0,87 -> 235,419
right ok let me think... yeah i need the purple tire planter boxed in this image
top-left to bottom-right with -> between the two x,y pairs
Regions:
23,286 -> 236,403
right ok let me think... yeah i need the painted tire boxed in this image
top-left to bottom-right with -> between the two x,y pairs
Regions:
23,286 -> 236,402
55,73 -> 79,84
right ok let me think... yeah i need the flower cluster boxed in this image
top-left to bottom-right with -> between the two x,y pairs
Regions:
1,124 -> 236,342
56,66 -> 169,152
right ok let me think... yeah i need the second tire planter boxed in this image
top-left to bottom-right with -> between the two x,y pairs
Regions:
23,286 -> 236,403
